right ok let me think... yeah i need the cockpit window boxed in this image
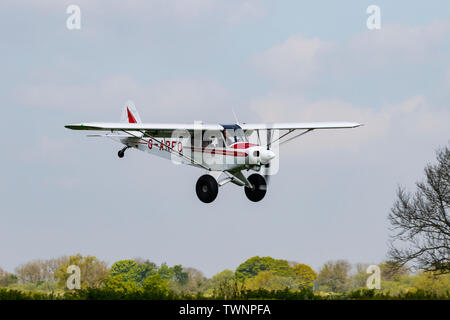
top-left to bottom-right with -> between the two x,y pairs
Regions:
202,130 -> 225,148
223,129 -> 247,146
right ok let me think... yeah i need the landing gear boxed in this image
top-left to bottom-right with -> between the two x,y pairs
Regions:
196,175 -> 219,203
244,174 -> 267,202
118,146 -> 129,158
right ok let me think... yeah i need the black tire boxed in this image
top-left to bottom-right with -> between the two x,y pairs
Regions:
118,150 -> 125,158
196,175 -> 219,203
245,174 -> 267,202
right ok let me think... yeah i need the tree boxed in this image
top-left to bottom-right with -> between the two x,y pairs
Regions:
109,259 -> 157,285
291,264 -> 317,289
157,263 -> 188,286
109,260 -> 137,277
235,256 -> 292,280
157,263 -> 173,280
379,261 -> 409,281
316,260 -> 351,293
0,267 -> 18,287
103,274 -> 142,293
348,263 -> 372,290
388,145 -> 450,274
173,267 -> 208,294
244,271 -> 296,291
411,272 -> 450,295
14,257 -> 68,284
54,254 -> 108,289
208,270 -> 239,298
172,265 -> 188,286
142,274 -> 170,297
209,270 -> 234,288
15,260 -> 43,284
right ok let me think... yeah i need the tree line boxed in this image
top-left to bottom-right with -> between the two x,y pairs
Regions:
1,254 -> 449,299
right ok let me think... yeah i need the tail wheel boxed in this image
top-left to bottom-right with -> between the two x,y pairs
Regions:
118,146 -> 128,158
244,174 -> 267,202
196,175 -> 219,203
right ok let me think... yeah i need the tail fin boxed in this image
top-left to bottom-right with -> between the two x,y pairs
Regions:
121,100 -> 142,123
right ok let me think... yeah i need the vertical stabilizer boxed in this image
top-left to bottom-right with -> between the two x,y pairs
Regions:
120,100 -> 142,123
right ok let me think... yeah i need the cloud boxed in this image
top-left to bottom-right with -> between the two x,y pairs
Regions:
251,21 -> 450,87
13,75 -> 232,122
251,93 -> 450,156
251,35 -> 329,85
227,0 -> 268,25
346,21 -> 450,66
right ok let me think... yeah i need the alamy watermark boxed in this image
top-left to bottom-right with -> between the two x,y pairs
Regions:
366,265 -> 381,289
66,265 -> 81,289
66,5 -> 81,30
366,5 -> 381,30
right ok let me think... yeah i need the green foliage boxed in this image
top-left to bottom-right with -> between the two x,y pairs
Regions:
379,261 -> 409,281
66,274 -> 172,300
102,274 -> 142,293
171,267 -> 208,295
1,285 -> 449,300
207,269 -> 238,299
157,263 -> 188,287
0,288 -> 56,300
240,288 -> 318,300
54,254 -> 108,290
235,256 -> 292,280
316,260 -> 352,293
109,259 -> 157,285
292,264 -> 317,289
2,255 -> 449,300
0,268 -> 18,287
245,271 -> 296,291
344,288 -> 450,300
158,263 -> 173,280
172,265 -> 188,285
142,274 -> 170,297
109,260 -> 137,277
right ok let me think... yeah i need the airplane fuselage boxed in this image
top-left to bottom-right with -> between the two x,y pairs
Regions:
114,135 -> 265,173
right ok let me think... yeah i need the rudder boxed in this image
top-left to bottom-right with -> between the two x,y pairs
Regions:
121,100 -> 142,123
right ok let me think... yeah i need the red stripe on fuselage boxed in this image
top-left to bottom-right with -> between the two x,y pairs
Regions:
188,147 -> 247,157
230,142 -> 258,149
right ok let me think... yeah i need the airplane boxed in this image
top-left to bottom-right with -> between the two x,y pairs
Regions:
65,101 -> 361,203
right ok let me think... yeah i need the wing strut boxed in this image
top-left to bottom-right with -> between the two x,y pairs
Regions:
279,129 -> 314,146
259,128 -> 314,148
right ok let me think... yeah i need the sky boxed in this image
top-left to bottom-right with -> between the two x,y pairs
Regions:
0,0 -> 449,277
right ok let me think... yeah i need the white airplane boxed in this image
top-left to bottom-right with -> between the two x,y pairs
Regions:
65,101 -> 361,203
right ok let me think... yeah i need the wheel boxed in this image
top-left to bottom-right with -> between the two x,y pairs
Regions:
118,150 -> 125,158
196,175 -> 219,203
244,174 -> 267,202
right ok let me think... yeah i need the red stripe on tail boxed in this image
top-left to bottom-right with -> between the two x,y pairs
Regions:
127,107 -> 137,123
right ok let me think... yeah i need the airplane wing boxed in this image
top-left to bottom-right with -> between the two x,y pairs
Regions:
65,121 -> 361,139
65,122 -> 225,138
65,121 -> 361,131
239,122 -> 361,130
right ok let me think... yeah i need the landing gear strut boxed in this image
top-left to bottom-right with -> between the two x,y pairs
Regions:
196,175 -> 219,203
118,146 -> 129,158
244,174 -> 267,202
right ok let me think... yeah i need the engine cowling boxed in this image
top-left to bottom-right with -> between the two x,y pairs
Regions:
248,147 -> 275,165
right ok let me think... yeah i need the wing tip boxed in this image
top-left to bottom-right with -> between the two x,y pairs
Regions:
65,123 -> 86,130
